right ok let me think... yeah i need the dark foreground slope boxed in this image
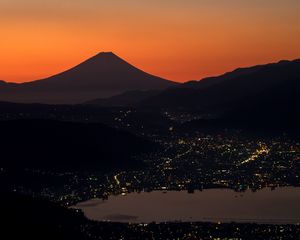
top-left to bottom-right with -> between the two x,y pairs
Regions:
0,192 -> 88,240
0,120 -> 157,171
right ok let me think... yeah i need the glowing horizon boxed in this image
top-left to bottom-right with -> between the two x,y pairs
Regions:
1,0 -> 300,83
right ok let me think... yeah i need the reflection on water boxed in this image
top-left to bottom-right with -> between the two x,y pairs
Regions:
74,187 -> 300,224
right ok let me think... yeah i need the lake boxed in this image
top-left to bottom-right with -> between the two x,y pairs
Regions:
74,187 -> 300,224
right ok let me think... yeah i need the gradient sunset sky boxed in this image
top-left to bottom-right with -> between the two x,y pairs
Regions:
1,0 -> 300,83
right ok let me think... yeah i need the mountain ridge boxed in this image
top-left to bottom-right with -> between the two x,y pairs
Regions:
139,58 -> 300,109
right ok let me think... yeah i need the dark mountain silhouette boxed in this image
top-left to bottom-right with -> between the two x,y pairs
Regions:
0,52 -> 176,104
224,76 -> 300,131
0,119 -> 158,171
140,59 -> 300,111
0,192 -> 89,240
85,89 -> 160,107
0,101 -> 174,136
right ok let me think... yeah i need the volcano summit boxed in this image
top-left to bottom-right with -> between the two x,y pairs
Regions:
0,52 -> 176,104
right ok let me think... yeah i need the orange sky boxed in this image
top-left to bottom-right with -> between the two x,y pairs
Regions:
1,0 -> 300,83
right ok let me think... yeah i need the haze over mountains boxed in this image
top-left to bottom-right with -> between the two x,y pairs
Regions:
85,90 -> 160,107
0,52 -> 176,104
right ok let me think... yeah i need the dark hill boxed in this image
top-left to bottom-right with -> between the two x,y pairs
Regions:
85,89 -> 160,107
0,119 -> 157,171
0,52 -> 176,104
224,76 -> 300,131
140,59 -> 300,111
0,192 -> 88,240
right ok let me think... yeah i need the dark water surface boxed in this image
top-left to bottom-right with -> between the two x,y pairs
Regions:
74,187 -> 300,224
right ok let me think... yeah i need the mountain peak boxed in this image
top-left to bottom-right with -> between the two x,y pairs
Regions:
93,51 -> 119,59
96,51 -> 115,57
84,51 -> 126,66
98,51 -> 114,54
